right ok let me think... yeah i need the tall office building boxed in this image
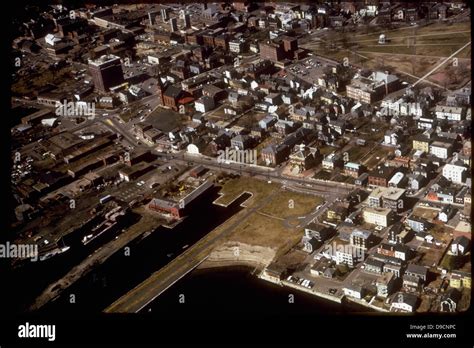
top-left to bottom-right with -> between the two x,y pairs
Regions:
161,8 -> 169,21
183,14 -> 191,29
148,12 -> 156,26
169,17 -> 178,32
88,55 -> 124,93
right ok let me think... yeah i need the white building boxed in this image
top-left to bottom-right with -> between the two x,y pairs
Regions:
390,293 -> 418,313
442,162 -> 467,184
435,105 -> 465,121
129,85 -> 146,98
417,116 -> 436,130
229,39 -> 244,53
382,98 -> 423,117
388,172 -> 405,187
45,33 -> 61,46
451,236 -> 470,256
336,250 -> 356,268
147,55 -> 160,65
343,285 -> 365,299
195,96 -> 215,113
384,132 -> 399,146
363,207 -> 392,227
378,33 -> 386,44
430,141 -> 452,160
322,153 -> 341,170
186,143 -> 201,154
443,164 -> 467,184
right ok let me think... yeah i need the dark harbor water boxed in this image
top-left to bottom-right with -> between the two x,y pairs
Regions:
141,266 -> 372,319
6,188 -> 251,315
3,186 -> 370,317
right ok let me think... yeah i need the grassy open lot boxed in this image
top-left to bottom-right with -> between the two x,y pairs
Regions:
338,21 -> 470,49
330,22 -> 470,45
276,249 -> 309,270
458,288 -> 471,312
361,52 -> 471,89
332,173 -> 351,183
440,253 -> 470,271
214,176 -> 280,207
310,21 -> 471,89
413,206 -> 440,220
120,105 -> 141,122
319,145 -> 337,155
418,245 -> 446,268
346,144 -> 369,163
211,177 -> 324,253
205,104 -> 228,120
259,190 -> 324,219
357,122 -> 390,142
363,147 -> 394,170
229,212 -> 303,250
147,107 -> 184,132
234,110 -> 264,128
353,31 -> 470,57
12,66 -> 73,95
314,170 -> 333,180
216,177 -> 324,218
430,224 -> 454,245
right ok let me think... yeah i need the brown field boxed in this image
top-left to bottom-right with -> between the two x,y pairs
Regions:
229,213 -> 303,250
260,190 -> 324,219
305,21 -> 471,89
413,206 -> 440,220
212,177 -> 323,254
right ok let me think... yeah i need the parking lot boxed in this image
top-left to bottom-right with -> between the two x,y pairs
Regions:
285,271 -> 344,298
287,57 -> 338,84
112,161 -> 184,203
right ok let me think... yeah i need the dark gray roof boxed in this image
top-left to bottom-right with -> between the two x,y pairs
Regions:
453,236 -> 470,249
403,274 -> 422,284
406,264 -> 428,277
365,257 -> 384,269
164,85 -> 183,98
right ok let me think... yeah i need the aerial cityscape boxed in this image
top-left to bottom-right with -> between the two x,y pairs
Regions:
6,0 -> 472,322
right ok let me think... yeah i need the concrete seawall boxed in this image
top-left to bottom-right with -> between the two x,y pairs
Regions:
196,242 -> 390,312
198,241 -> 275,270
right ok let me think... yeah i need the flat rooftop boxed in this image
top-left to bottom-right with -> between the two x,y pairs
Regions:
88,54 -> 121,66
382,187 -> 406,201
369,187 -> 385,199
364,207 -> 392,216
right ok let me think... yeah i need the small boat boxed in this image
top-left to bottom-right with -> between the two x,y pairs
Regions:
39,246 -> 71,261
